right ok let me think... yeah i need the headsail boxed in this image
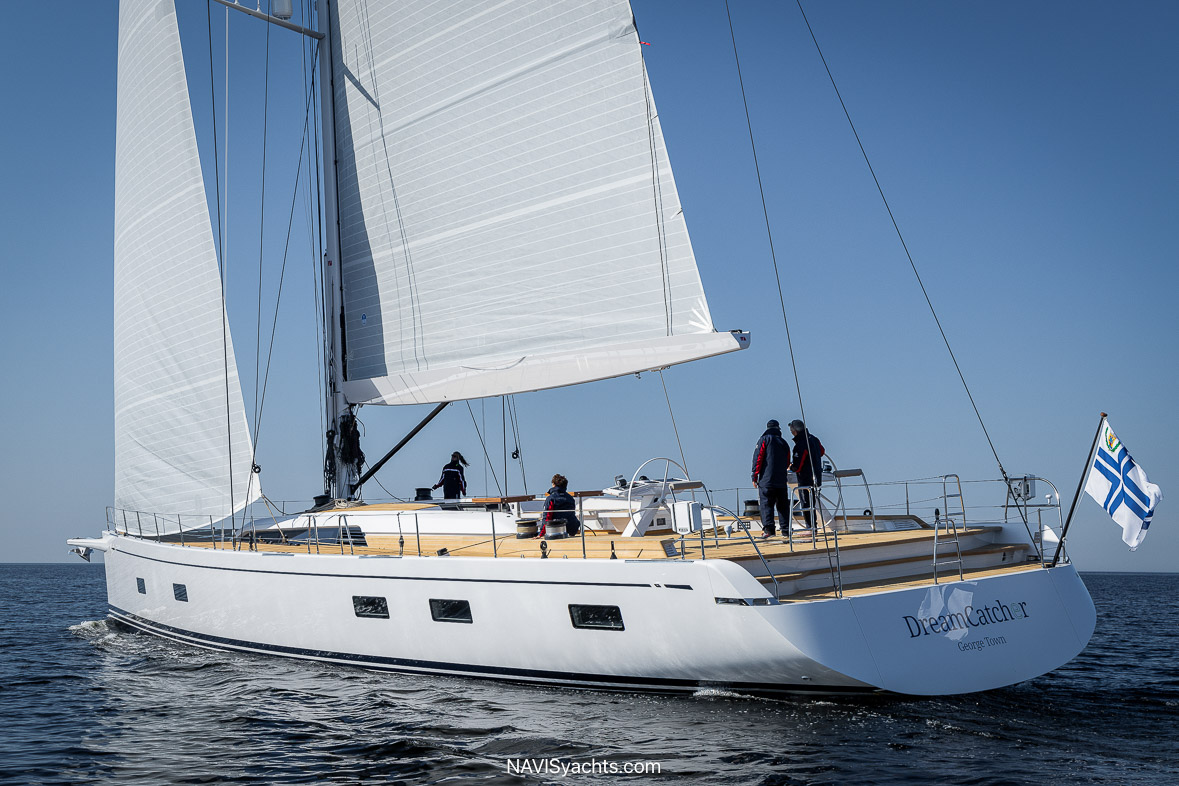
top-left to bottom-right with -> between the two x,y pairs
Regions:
327,0 -> 746,405
113,0 -> 261,517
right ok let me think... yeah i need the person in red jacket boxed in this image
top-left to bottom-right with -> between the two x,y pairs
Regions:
537,474 -> 579,538
789,419 -> 825,531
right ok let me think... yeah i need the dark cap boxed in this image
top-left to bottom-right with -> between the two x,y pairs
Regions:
766,419 -> 779,429
788,419 -> 804,431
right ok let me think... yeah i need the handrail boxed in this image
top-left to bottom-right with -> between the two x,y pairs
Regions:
1024,475 -> 1065,566
1001,476 -> 1044,562
99,471 -> 1068,571
818,487 -> 844,597
342,513 -> 354,555
788,484 -> 843,597
579,496 -> 587,559
707,504 -> 780,599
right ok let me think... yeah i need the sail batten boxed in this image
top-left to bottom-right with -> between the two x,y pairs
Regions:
328,0 -> 740,405
113,0 -> 260,518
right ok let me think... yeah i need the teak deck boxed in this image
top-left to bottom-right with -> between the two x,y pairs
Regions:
171,523 -> 1041,599
180,524 -> 1030,563
183,524 -> 994,560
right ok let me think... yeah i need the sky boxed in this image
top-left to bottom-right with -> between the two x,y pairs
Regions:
1,1 -> 1175,570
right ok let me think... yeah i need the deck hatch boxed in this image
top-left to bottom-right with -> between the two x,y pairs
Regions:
569,604 -> 625,631
136,577 -> 146,594
429,599 -> 473,624
173,583 -> 188,602
353,595 -> 390,619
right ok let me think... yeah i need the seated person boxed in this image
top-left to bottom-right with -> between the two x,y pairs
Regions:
537,474 -> 580,537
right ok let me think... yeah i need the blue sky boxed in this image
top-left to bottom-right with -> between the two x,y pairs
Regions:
1,1 -> 1175,570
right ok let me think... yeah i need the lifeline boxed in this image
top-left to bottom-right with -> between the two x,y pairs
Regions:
902,600 -> 1029,638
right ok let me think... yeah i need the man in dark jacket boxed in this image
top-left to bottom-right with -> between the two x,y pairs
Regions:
538,473 -> 580,538
789,419 -> 825,531
751,419 -> 791,537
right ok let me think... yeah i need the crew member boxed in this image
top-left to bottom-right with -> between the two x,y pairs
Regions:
789,419 -> 825,531
432,452 -> 469,499
751,419 -> 791,538
538,474 -> 580,538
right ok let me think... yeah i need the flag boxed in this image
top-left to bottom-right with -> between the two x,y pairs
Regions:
1084,419 -> 1163,550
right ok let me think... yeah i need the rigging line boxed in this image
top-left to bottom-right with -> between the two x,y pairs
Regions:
224,4 -> 229,283
508,395 -> 528,495
306,0 -> 330,460
466,401 -> 503,496
253,0 -> 273,456
248,45 -> 322,459
310,236 -> 325,438
370,471 -> 406,502
724,1 -> 810,431
320,0 -> 347,401
793,0 -> 1007,480
206,1 -> 236,532
310,0 -> 324,270
657,369 -> 690,478
298,0 -> 324,444
502,396 -> 509,498
640,62 -> 672,335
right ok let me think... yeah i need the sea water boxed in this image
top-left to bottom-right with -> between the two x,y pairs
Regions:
1,564 -> 1176,784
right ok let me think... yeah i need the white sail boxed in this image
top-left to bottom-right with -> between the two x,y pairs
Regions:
327,0 -> 746,405
113,0 -> 261,518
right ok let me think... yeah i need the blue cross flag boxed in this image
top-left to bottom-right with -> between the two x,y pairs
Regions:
1084,419 -> 1163,550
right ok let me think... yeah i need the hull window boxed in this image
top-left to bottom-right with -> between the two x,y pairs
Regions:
353,595 -> 390,619
429,599 -> 473,624
136,577 -> 146,595
173,583 -> 188,602
569,604 -> 625,631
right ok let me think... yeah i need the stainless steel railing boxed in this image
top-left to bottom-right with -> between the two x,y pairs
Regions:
100,471 -> 1070,591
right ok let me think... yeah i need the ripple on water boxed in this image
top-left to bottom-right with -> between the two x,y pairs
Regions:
1,567 -> 1177,785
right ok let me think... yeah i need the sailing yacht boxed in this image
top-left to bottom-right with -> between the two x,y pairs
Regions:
70,0 -> 1095,696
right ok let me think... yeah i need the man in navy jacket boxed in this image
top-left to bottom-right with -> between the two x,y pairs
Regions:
789,419 -> 825,531
751,419 -> 791,537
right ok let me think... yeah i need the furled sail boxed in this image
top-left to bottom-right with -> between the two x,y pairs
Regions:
328,0 -> 747,405
113,0 -> 261,518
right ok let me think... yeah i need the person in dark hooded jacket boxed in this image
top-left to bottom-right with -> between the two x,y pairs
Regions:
751,419 -> 791,537
789,420 -> 825,531
538,474 -> 580,538
432,452 -> 469,499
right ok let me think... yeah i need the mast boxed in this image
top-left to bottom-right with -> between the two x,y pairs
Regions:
315,0 -> 348,498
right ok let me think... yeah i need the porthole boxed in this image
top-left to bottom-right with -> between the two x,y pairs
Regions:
352,595 -> 389,619
429,598 -> 472,624
569,604 -> 624,631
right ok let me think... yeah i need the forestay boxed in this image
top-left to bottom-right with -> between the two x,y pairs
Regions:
113,0 -> 261,518
328,0 -> 746,405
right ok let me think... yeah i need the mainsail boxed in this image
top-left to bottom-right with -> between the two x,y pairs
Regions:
326,0 -> 746,406
113,0 -> 261,517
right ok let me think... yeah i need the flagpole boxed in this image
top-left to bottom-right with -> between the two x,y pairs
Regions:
1050,412 -> 1107,567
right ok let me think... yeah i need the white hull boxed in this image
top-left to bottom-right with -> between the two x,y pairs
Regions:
84,532 -> 1095,696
